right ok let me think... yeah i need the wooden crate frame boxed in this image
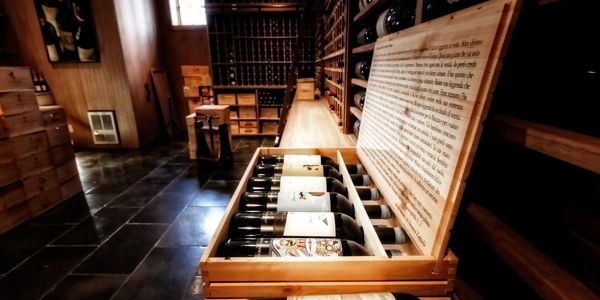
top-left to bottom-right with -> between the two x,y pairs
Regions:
201,148 -> 457,298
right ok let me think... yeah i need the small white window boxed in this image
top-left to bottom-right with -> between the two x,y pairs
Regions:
169,0 -> 207,27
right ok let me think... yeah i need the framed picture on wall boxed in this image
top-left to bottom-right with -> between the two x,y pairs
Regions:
34,0 -> 100,63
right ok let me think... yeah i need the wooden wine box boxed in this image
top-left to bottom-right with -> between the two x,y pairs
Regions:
200,1 -> 520,298
0,131 -> 49,159
39,105 -> 66,127
0,67 -> 33,91
0,90 -> 38,116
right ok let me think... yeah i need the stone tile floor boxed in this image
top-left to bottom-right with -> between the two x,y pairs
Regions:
0,138 -> 271,300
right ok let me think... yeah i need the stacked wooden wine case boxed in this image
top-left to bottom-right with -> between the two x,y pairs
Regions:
200,1 -> 520,298
205,1 -> 315,136
0,66 -> 82,234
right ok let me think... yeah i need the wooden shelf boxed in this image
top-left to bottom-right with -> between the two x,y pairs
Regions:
35,92 -> 52,96
351,78 -> 368,88
234,104 -> 257,107
322,49 -> 345,61
213,85 -> 287,89
205,3 -> 304,13
231,118 -> 257,121
325,79 -> 343,90
350,106 -> 362,120
233,36 -> 298,39
353,42 -> 376,54
326,95 -> 341,104
466,203 -> 598,300
491,114 -> 600,174
324,32 -> 344,49
324,67 -> 343,73
259,118 -> 280,121
232,133 -> 278,136
353,0 -> 392,23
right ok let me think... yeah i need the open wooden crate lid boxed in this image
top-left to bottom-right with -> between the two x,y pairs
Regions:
356,0 -> 520,259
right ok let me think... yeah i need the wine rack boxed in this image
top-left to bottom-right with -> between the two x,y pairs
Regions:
321,0 -> 350,131
206,1 -> 314,136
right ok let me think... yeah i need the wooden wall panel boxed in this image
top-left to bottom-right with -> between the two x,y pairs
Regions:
1,0 -> 140,148
114,0 -> 162,146
156,0 -> 212,131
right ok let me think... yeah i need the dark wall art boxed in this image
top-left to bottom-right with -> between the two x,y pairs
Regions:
34,0 -> 99,63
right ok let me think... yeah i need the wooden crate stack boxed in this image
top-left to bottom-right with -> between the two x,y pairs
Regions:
182,65 -> 213,114
0,66 -> 82,234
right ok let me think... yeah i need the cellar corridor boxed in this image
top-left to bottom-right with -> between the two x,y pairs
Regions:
0,138 -> 272,300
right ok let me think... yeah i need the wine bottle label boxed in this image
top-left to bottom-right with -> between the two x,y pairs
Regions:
281,164 -> 324,176
283,212 -> 336,237
269,238 -> 342,257
279,176 -> 327,193
283,154 -> 321,165
276,192 -> 331,212
46,45 -> 59,62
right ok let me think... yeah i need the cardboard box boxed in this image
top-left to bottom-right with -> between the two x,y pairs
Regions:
0,90 -> 38,116
260,107 -> 279,119
217,94 -> 236,105
39,105 -> 66,127
238,121 -> 258,128
238,107 -> 256,119
296,78 -> 315,101
1,109 -> 44,137
237,93 -> 256,105
261,121 -> 278,134
238,127 -> 259,134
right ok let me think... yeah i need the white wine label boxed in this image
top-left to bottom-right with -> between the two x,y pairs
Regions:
283,212 -> 336,237
270,238 -> 342,257
283,154 -> 321,165
281,164 -> 324,176
279,176 -> 327,193
46,45 -> 59,62
276,192 -> 331,212
288,292 -> 396,300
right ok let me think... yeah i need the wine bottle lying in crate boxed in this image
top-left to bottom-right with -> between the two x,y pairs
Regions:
200,1 -> 520,298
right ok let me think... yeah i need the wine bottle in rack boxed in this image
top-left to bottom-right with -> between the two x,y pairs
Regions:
229,212 -> 366,244
254,164 -> 372,186
228,66 -> 236,85
259,155 -> 364,174
375,0 -> 416,38
353,119 -> 361,136
375,226 -> 407,244
248,177 -> 380,200
220,237 -> 372,257
355,59 -> 370,80
357,26 -> 377,45
354,90 -> 366,110
240,191 -> 392,219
